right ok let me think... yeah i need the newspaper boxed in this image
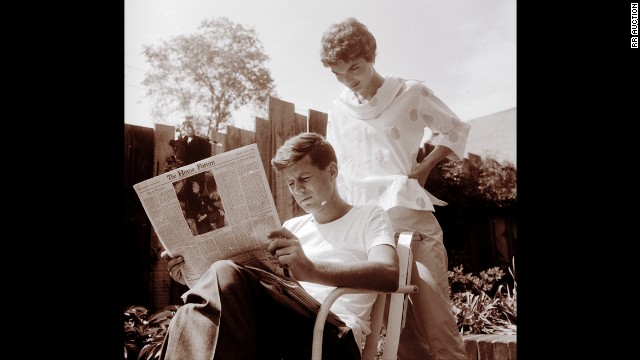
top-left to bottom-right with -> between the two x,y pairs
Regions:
133,143 -> 285,288
133,143 -> 346,328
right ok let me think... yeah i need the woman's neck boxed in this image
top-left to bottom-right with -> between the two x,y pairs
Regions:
357,71 -> 384,101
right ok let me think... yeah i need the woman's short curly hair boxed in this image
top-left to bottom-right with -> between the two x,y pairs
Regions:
320,18 -> 377,67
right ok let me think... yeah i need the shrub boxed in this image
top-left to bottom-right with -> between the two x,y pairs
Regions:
428,152 -> 517,210
449,258 -> 517,335
123,260 -> 517,358
124,305 -> 178,359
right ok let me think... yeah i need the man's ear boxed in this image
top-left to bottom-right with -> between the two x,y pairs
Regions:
328,162 -> 338,179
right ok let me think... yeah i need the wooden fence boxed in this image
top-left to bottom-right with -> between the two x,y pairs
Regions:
123,96 -> 516,312
207,97 -> 330,223
124,97 -> 331,310
124,124 -> 155,309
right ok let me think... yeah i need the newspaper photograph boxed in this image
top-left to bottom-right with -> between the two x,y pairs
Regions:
133,143 -> 285,288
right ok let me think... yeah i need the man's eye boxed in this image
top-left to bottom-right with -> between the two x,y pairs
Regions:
301,177 -> 310,182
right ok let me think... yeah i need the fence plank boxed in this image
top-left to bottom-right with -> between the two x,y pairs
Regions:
212,132 -> 227,155
308,109 -> 328,137
240,126 -> 256,148
124,124 -> 155,308
153,124 -> 176,177
210,131 -> 223,155
225,125 -> 257,151
225,126 -> 243,151
291,113 -> 309,217
255,117 -> 274,198
294,113 -> 307,134
150,124 -> 178,311
269,97 -> 297,222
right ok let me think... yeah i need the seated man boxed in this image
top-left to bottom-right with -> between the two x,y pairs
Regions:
159,132 -> 400,360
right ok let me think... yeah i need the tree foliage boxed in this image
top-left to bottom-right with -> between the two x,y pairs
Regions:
142,17 -> 277,136
427,152 -> 517,210
426,150 -> 517,272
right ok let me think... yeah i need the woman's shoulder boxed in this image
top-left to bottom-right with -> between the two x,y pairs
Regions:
399,78 -> 436,100
401,77 -> 429,90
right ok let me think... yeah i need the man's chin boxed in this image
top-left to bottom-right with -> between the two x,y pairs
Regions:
297,201 -> 316,213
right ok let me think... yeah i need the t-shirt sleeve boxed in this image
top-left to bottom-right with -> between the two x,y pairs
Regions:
363,206 -> 397,251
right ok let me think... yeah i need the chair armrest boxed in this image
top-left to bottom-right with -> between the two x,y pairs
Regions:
311,231 -> 418,360
311,286 -> 417,360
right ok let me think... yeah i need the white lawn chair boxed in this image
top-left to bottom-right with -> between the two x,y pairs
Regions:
311,231 -> 419,360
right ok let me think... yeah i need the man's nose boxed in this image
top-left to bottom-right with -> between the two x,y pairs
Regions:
293,181 -> 305,193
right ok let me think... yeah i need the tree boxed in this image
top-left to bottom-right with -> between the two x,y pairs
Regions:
142,17 -> 277,137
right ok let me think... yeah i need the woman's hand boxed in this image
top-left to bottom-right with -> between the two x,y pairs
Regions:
410,146 -> 454,186
408,163 -> 431,187
161,251 -> 187,285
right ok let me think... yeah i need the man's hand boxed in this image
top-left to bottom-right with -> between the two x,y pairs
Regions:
267,227 -> 314,281
161,251 -> 187,285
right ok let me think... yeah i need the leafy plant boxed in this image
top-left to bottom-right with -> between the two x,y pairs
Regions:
124,261 -> 516,358
124,305 -> 180,359
449,258 -> 517,335
426,146 -> 517,210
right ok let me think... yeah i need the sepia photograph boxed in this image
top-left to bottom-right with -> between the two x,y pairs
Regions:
124,1 -> 517,359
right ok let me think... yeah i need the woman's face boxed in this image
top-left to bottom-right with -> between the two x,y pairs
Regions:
192,182 -> 200,194
329,57 -> 375,95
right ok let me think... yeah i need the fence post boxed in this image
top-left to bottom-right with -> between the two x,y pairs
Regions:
149,124 -> 178,312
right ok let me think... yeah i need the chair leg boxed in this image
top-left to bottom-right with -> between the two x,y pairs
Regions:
361,294 -> 386,360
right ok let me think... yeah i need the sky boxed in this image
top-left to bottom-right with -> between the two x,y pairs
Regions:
125,0 -> 516,132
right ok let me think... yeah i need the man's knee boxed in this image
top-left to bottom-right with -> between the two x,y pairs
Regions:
183,260 -> 246,302
210,259 -> 241,274
209,260 -> 254,292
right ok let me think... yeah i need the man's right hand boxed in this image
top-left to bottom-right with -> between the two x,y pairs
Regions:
161,251 -> 187,285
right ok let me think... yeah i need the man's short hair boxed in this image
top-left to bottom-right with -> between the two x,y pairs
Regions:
320,17 -> 377,67
271,132 -> 337,172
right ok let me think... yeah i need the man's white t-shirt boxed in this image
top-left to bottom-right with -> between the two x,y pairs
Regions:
283,204 -> 396,347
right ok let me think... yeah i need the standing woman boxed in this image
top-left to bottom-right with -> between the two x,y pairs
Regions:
321,18 -> 470,360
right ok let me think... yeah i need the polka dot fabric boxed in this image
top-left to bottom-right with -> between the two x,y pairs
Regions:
326,74 -> 470,212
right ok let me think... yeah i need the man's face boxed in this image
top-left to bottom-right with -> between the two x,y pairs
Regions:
329,57 -> 375,94
281,155 -> 332,214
